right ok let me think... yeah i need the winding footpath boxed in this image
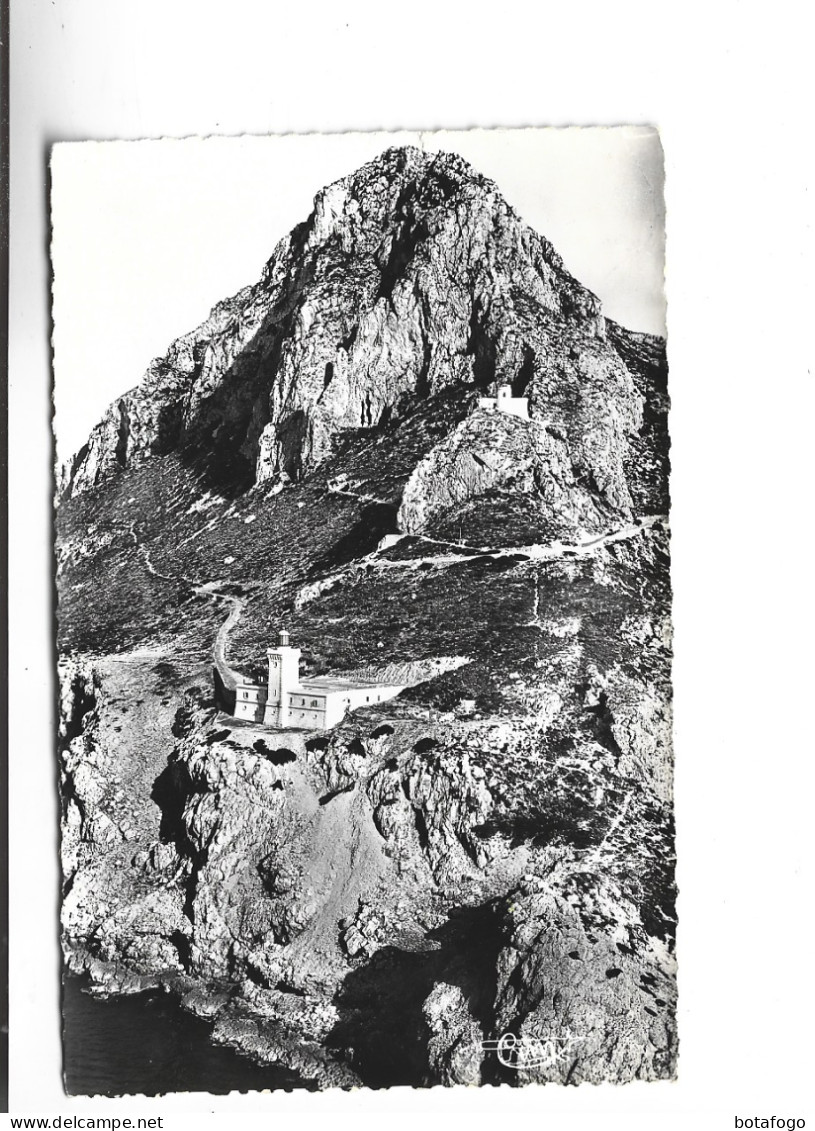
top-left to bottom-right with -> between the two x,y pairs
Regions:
200,585 -> 246,692
126,510 -> 668,686
297,514 -> 668,607
127,522 -> 246,691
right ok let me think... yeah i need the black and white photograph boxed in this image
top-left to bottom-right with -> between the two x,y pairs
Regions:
7,1 -> 814,1125
51,127 -> 673,1095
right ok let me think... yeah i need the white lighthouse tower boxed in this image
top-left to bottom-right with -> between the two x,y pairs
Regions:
262,629 -> 302,727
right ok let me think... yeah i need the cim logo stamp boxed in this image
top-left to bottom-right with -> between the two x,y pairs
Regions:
480,1031 -> 583,1071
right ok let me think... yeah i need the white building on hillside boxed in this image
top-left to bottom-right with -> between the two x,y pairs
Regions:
478,383 -> 529,420
234,630 -> 404,730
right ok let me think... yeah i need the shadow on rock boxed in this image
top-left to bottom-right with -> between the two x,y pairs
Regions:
326,901 -> 505,1088
150,757 -> 195,845
313,502 -> 399,573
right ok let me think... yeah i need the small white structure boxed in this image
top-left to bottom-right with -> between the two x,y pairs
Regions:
477,383 -> 529,420
234,630 -> 404,730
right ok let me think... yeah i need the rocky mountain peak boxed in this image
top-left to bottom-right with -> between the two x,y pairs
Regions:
59,146 -> 660,544
306,146 -> 504,243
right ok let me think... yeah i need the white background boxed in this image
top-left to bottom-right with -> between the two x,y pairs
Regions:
7,1 -> 814,1127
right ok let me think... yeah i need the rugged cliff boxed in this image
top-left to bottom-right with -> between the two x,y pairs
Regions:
61,147 -> 647,539
56,145 -> 672,1091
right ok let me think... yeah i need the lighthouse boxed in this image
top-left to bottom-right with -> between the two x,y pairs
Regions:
263,629 -> 302,727
233,630 -> 405,730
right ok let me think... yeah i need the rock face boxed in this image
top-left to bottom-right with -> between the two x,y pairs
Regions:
489,881 -> 676,1085
62,147 -> 643,541
56,145 -> 672,1092
397,404 -> 618,537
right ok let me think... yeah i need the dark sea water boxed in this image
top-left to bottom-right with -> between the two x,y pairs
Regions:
62,973 -> 313,1097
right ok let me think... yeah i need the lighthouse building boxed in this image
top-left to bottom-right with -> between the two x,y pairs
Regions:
233,631 -> 404,730
477,383 -> 529,420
